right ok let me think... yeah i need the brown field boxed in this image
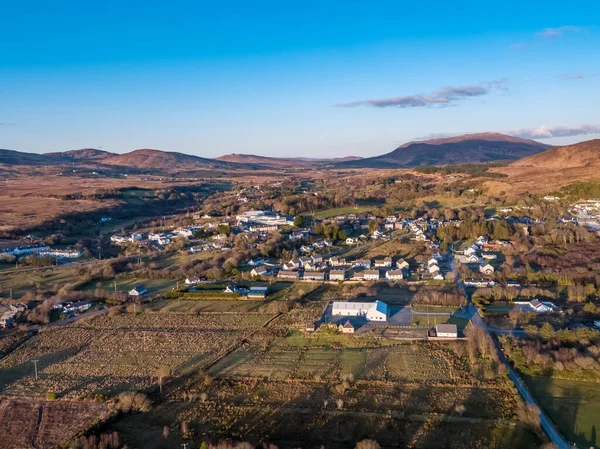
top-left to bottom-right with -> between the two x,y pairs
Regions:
0,397 -> 108,449
487,165 -> 600,194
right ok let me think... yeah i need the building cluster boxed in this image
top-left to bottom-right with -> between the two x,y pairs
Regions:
0,245 -> 82,260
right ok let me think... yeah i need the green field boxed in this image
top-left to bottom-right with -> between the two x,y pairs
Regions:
0,268 -> 82,299
144,299 -> 267,313
302,206 -> 373,219
411,315 -> 469,329
524,376 -> 600,448
84,277 -> 179,294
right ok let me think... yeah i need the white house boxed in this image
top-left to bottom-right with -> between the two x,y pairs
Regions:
396,259 -> 409,270
277,270 -> 299,280
374,257 -> 392,268
435,324 -> 458,338
363,270 -> 380,281
129,285 -> 148,296
331,300 -> 388,321
329,269 -> 346,281
303,271 -> 325,281
353,259 -> 372,269
185,277 -> 201,285
514,299 -> 559,314
251,266 -> 269,277
345,237 -> 359,245
386,269 -> 404,281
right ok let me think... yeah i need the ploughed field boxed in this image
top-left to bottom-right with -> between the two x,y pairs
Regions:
0,397 -> 108,449
0,311 -> 276,397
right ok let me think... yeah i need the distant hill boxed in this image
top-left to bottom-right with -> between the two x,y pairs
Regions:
336,133 -> 551,168
101,149 -> 237,170
0,149 -> 59,165
217,153 -> 362,168
488,139 -> 600,194
43,148 -> 116,162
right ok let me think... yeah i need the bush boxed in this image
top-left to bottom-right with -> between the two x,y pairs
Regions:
46,391 -> 56,401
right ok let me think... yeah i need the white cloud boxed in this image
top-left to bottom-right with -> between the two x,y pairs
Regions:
509,124 -> 600,139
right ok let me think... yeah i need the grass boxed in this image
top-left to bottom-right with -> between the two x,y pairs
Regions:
83,277 -> 179,294
301,206 -> 372,219
412,315 -> 469,329
411,305 -> 461,313
524,376 -> 600,448
0,267 -> 82,299
143,299 -> 267,314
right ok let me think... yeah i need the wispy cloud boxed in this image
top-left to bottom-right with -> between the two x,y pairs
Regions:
509,124 -> 600,139
0,122 -> 17,126
538,25 -> 582,39
561,73 -> 586,80
336,79 -> 508,109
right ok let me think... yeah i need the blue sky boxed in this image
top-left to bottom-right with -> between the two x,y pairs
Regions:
1,0 -> 599,158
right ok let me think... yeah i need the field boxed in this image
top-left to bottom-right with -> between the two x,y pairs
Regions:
0,311 -> 276,397
0,397 -> 108,449
0,267 -> 84,299
525,376 -> 600,448
302,206 -> 373,219
143,299 -> 268,313
84,277 -> 180,295
112,334 -> 539,449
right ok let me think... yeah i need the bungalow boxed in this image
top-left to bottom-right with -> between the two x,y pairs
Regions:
247,258 -> 265,266
479,263 -> 495,275
428,264 -> 441,275
329,256 -> 347,267
455,254 -> 481,264
185,277 -> 201,285
247,286 -> 269,299
482,253 -> 498,260
329,269 -> 347,281
464,279 -> 496,288
363,270 -> 380,281
303,271 -> 325,281
277,270 -> 299,280
251,266 -> 269,277
506,281 -> 522,288
129,285 -> 148,296
374,257 -> 393,268
339,320 -> 355,334
345,237 -> 359,245
514,299 -> 559,314
386,269 -> 404,281
353,259 -> 372,269
435,324 -> 458,338
282,261 -> 297,271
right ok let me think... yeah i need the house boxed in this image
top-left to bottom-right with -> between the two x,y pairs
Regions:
247,286 -> 269,299
277,270 -> 299,280
514,299 -> 559,314
247,258 -> 265,266
329,269 -> 347,281
345,237 -> 359,245
353,259 -> 372,269
251,266 -> 269,277
464,279 -> 496,288
371,230 -> 384,239
363,270 -> 380,281
299,257 -> 312,267
428,264 -> 441,275
479,263 -> 495,275
352,271 -> 366,281
455,253 -> 481,264
282,261 -> 296,271
386,269 -> 404,281
311,255 -> 323,264
339,320 -> 355,334
329,256 -> 347,267
225,285 -> 247,294
0,311 -> 17,328
129,285 -> 148,296
374,257 -> 392,268
63,300 -> 92,313
303,271 -> 325,281
185,277 -> 201,285
331,300 -> 388,321
506,281 -> 521,288
396,259 -> 410,270
464,246 -> 478,257
482,253 -> 498,260
303,261 -> 318,271
435,324 -> 458,338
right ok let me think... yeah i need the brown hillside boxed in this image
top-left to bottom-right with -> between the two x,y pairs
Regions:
487,139 -> 600,194
102,149 -> 230,169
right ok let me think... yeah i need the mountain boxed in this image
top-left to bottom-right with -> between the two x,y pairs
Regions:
101,149 -> 237,170
43,148 -> 116,162
336,133 -> 552,168
487,139 -> 600,194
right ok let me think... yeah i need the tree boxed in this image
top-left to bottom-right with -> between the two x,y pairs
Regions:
524,325 -> 538,339
355,440 -> 381,449
583,302 -> 597,315
293,215 -> 305,227
539,322 -> 554,342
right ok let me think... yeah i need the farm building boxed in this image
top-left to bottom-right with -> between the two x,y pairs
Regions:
435,324 -> 458,338
247,286 -> 269,299
331,300 -> 388,321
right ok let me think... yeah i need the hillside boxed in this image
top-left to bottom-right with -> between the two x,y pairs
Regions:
487,139 -> 600,194
101,149 -> 235,170
336,133 -> 551,168
62,148 -> 116,160
0,149 -> 60,166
